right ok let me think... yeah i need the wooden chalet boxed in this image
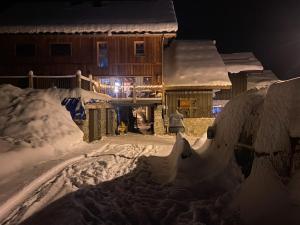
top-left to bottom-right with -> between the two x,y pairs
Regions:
0,0 -> 177,86
0,0 -> 178,137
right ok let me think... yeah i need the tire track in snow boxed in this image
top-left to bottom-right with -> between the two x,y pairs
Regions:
2,144 -> 158,225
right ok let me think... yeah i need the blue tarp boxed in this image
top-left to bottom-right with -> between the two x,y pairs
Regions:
61,98 -> 86,120
212,106 -> 222,117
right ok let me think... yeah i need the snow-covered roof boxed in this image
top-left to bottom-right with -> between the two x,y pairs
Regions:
0,1 -> 178,34
247,70 -> 280,90
221,52 -> 264,74
163,40 -> 231,89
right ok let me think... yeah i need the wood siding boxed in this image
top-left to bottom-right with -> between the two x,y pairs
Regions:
229,73 -> 247,97
214,73 -> 248,100
166,90 -> 213,118
0,34 -> 163,83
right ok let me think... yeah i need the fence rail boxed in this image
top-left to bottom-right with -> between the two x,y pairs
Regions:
0,70 -> 164,103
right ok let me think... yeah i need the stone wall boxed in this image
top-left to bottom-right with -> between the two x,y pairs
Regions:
154,105 -> 165,135
183,118 -> 215,137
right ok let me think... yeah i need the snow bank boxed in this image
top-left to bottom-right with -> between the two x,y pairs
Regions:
255,78 -> 300,154
0,85 -> 84,178
3,79 -> 300,225
3,88 -> 268,225
235,78 -> 300,225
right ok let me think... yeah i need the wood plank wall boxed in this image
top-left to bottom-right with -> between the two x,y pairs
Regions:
0,34 -> 163,84
166,90 -> 213,118
214,73 -> 248,100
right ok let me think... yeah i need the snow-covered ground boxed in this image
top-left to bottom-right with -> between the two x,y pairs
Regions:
0,78 -> 299,225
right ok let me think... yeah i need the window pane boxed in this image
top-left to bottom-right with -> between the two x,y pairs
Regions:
98,43 -> 108,68
100,78 -> 110,85
135,42 -> 145,56
16,44 -> 35,57
50,44 -> 71,56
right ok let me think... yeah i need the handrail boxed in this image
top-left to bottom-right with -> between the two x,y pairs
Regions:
34,75 -> 76,79
0,76 -> 28,78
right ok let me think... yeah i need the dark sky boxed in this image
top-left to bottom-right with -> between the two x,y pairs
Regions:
2,0 -> 300,79
173,0 -> 300,79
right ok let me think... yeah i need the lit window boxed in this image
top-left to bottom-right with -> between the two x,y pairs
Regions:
50,44 -> 71,56
134,41 -> 145,56
100,78 -> 110,85
16,44 -> 35,57
98,42 -> 108,68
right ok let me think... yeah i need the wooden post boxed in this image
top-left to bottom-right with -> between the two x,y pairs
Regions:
133,84 -> 137,103
98,78 -> 102,93
89,74 -> 93,91
28,70 -> 34,88
75,70 -> 82,97
162,83 -> 165,105
76,70 -> 82,89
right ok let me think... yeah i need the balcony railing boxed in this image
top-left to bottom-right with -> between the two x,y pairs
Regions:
0,70 -> 164,103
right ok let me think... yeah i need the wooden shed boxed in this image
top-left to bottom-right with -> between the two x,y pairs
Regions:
217,52 -> 265,99
163,40 -> 231,136
74,90 -> 116,142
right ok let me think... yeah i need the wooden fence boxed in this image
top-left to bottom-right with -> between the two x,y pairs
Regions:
0,70 -> 164,103
0,70 -> 97,92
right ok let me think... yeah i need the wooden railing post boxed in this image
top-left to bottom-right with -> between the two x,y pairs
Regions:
133,84 -> 137,103
89,74 -> 93,91
162,83 -> 165,105
76,70 -> 82,89
75,70 -> 82,97
28,70 -> 34,88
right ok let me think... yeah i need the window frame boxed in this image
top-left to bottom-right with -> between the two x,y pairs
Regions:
134,41 -> 145,57
49,43 -> 72,57
97,41 -> 109,69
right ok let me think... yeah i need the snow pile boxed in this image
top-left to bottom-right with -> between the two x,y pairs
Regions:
5,88 -> 270,225
222,52 -> 264,74
0,0 -> 177,34
3,79 -> 300,225
164,40 -> 231,88
254,78 -> 300,154
235,78 -> 300,225
0,85 -> 84,178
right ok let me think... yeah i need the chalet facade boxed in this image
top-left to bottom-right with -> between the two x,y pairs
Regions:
0,0 -> 177,86
0,1 -> 279,138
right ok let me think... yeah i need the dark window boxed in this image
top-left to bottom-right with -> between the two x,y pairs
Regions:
135,41 -> 145,56
143,77 -> 152,85
98,42 -> 108,68
16,44 -> 35,57
50,44 -> 71,56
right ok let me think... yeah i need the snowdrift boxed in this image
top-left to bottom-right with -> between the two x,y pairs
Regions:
0,85 -> 84,178
2,78 -> 300,225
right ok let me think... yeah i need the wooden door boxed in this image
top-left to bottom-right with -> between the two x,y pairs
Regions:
89,109 -> 100,142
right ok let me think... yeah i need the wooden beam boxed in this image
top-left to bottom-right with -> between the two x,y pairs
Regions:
164,85 -> 232,91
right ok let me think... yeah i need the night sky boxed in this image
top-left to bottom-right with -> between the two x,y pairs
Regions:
2,0 -> 300,80
173,0 -> 300,80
